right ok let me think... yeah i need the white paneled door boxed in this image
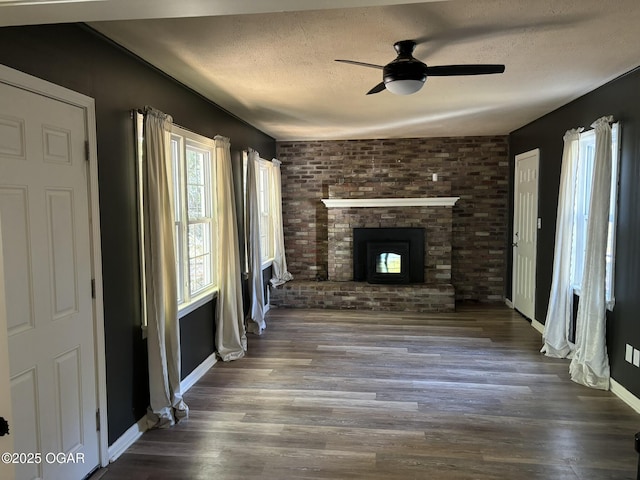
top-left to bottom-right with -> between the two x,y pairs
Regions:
0,221 -> 15,479
0,79 -> 100,479
512,149 -> 539,321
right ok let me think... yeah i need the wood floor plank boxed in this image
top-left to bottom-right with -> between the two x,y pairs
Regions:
96,305 -> 640,480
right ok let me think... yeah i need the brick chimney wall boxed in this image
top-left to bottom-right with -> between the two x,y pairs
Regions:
275,136 -> 509,302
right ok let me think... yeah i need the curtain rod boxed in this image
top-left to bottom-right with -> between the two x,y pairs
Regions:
133,107 -> 209,140
134,108 -> 279,158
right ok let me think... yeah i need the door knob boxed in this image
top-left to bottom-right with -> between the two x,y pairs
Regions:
0,417 -> 8,436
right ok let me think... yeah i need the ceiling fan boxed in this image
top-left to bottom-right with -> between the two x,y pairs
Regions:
335,40 -> 505,96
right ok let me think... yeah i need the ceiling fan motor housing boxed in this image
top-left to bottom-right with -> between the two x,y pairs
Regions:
383,40 -> 428,85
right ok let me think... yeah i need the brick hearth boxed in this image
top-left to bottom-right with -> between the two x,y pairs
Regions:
269,281 -> 455,312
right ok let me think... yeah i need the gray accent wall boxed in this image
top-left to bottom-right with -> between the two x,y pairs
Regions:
509,67 -> 640,398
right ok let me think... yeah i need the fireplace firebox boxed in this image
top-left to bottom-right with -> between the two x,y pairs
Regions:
353,228 -> 425,284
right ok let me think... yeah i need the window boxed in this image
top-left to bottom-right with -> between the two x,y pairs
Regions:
257,158 -> 275,262
243,152 -> 275,266
571,122 -> 620,309
136,112 -> 217,323
171,126 -> 217,311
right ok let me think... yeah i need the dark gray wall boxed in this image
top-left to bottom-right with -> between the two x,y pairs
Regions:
180,299 -> 216,379
509,67 -> 640,398
0,23 -> 276,444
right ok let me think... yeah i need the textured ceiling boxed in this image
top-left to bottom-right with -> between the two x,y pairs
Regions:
3,0 -> 640,141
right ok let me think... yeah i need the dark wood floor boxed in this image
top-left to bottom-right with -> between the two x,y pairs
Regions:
96,305 -> 639,479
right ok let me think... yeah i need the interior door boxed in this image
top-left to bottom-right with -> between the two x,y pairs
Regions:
512,149 -> 540,321
0,221 -> 15,480
0,81 -> 100,479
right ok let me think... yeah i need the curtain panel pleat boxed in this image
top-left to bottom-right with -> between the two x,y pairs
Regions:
270,159 -> 293,286
542,128 -> 582,359
246,149 -> 266,334
142,107 -> 188,428
214,136 -> 247,361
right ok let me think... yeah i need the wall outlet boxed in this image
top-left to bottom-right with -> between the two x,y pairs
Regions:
634,348 -> 640,367
626,344 -> 634,363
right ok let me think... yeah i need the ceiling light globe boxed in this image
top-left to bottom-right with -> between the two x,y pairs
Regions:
385,79 -> 424,95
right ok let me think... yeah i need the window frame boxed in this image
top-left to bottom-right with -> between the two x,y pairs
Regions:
257,158 -> 275,265
171,125 -> 218,317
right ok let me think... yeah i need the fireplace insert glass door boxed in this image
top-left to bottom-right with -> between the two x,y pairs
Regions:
376,253 -> 401,273
367,241 -> 410,284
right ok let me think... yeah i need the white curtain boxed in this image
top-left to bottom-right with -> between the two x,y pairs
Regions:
215,135 -> 247,361
246,149 -> 266,334
142,107 -> 188,428
270,159 -> 293,286
569,115 -> 613,390
541,128 -> 582,359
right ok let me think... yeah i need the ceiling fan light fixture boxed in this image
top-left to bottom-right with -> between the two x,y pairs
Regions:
385,79 -> 424,95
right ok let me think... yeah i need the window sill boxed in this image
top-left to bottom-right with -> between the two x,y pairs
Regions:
178,290 -> 218,319
142,290 -> 218,340
261,258 -> 274,270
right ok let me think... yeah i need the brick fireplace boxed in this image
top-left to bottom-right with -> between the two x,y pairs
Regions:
270,182 -> 460,312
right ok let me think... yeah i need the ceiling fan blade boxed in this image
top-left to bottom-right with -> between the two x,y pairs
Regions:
425,64 -> 505,76
335,59 -> 384,70
366,82 -> 386,95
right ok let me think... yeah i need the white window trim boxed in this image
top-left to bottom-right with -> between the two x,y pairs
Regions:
178,290 -> 218,318
258,157 -> 276,265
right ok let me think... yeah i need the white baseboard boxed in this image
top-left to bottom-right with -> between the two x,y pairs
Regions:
531,318 -> 544,335
108,417 -> 147,462
610,378 -> 640,414
107,353 -> 217,462
526,323 -> 640,413
181,352 -> 218,393
507,298 -> 543,334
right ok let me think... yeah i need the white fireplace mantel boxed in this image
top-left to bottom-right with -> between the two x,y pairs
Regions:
321,197 -> 460,208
